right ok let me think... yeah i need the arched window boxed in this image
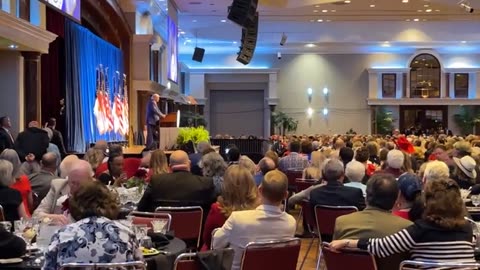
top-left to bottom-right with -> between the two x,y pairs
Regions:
410,54 -> 441,98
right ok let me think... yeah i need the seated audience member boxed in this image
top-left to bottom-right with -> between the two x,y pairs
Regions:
0,160 -> 27,222
94,140 -> 109,163
98,152 -> 127,186
1,149 -> 33,216
46,117 -> 67,158
377,149 -> 404,178
0,116 -> 14,154
42,127 -> 61,165
301,140 -> 314,161
33,159 -> 93,225
423,160 -> 449,183
278,141 -> 308,172
339,147 -> 354,168
309,159 -> 366,210
29,152 -> 58,209
264,150 -> 279,168
355,147 -> 376,181
453,140 -> 472,158
303,151 -> 324,180
43,181 -> 142,269
14,121 -> 49,162
190,141 -> 212,176
331,178 -> 475,265
226,145 -> 240,166
367,141 -> 381,166
0,224 -> 26,259
200,152 -> 227,194
83,148 -> 105,172
149,149 -> 169,177
333,173 -> 412,270
393,173 -> 422,221
254,157 -> 275,186
137,150 -> 216,212
344,160 -> 367,197
452,155 -> 476,189
238,155 -> 256,176
213,170 -> 296,270
202,165 -> 259,250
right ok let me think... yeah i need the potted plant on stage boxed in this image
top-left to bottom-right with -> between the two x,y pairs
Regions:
272,111 -> 298,136
176,126 -> 210,154
374,107 -> 395,135
454,106 -> 480,135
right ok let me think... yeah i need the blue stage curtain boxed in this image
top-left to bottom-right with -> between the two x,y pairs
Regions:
65,20 -> 124,152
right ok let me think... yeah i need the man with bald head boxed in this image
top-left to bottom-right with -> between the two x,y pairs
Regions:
29,152 -> 58,208
254,157 -> 276,186
33,159 -> 93,225
213,170 -> 296,270
137,150 -> 216,212
145,93 -> 165,149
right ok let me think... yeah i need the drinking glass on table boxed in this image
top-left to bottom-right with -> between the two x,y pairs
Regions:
473,195 -> 480,207
0,221 -> 11,231
22,219 -> 40,256
151,219 -> 168,234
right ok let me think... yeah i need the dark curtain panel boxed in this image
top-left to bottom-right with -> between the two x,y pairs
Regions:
64,20 -> 124,153
41,8 -> 65,139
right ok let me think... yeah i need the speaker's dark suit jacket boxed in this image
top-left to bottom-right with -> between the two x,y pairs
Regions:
0,128 -> 14,153
309,181 -> 366,211
137,170 -> 216,213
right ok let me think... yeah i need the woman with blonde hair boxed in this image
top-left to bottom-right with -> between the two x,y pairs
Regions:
149,149 -> 169,176
302,151 -> 324,180
83,148 -> 105,172
201,165 -> 259,250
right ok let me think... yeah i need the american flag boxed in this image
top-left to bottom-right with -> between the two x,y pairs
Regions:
102,67 -> 114,132
121,74 -> 129,135
94,67 -> 108,135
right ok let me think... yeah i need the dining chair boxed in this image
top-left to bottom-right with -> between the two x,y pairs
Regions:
129,211 -> 172,231
59,261 -> 146,270
155,206 -> 203,249
0,204 -> 4,222
240,238 -> 301,270
173,248 -> 234,270
399,260 -> 480,270
321,242 -> 377,270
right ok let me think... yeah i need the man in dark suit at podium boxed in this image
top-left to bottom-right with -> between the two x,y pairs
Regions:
146,94 -> 165,150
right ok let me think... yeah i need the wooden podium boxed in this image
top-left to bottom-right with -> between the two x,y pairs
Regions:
158,112 -> 179,150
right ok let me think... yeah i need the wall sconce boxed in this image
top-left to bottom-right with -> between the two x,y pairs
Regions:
307,88 -> 313,96
307,107 -> 314,118
323,108 -> 329,116
323,87 -> 329,95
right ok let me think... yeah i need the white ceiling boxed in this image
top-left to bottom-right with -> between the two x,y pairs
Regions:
173,0 -> 480,55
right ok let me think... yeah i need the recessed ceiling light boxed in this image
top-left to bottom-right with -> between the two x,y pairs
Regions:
313,10 -> 318,12
315,5 -> 320,8
425,9 -> 432,12
424,4 -> 429,7
406,19 -> 411,21
413,18 -> 419,21
179,31 -> 186,34
461,40 -> 467,43
402,0 -> 408,3
381,41 -> 391,47
344,0 -> 351,3
331,10 -> 336,12
305,43 -> 316,48
435,9 -> 440,12
192,20 -> 197,22
8,44 -> 18,49
221,19 -> 226,22
310,19 -> 315,22
326,19 -> 332,22
322,9 -> 328,12
417,10 -> 423,12
422,19 -> 427,21
370,4 -> 375,7
317,19 -> 324,22
233,41 -> 237,44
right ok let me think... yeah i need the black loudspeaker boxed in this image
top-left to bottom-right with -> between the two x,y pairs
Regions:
236,12 -> 258,65
192,47 -> 205,62
228,0 -> 258,28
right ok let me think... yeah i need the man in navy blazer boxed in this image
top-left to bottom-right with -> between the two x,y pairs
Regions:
145,94 -> 165,149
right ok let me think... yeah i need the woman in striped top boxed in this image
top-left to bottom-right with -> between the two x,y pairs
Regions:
330,178 -> 475,265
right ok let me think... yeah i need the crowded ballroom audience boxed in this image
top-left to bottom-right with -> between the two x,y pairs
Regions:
2,119 -> 480,269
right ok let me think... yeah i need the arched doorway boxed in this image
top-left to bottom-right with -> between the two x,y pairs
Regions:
410,53 -> 441,98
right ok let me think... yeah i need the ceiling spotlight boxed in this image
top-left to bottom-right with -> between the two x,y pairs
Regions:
306,43 -> 316,48
381,41 -> 391,47
344,0 -> 351,3
307,108 -> 314,118
402,0 -> 409,2
322,9 -> 328,12
8,44 -> 18,49
307,88 -> 313,95
313,10 -> 319,12
413,18 -> 419,21
461,40 -> 467,43
459,0 -> 474,13
323,108 -> 329,116
317,19 -> 324,22
221,19 -> 226,22
280,33 -> 287,46
425,9 -> 432,12
370,4 -> 375,7
277,52 -> 282,60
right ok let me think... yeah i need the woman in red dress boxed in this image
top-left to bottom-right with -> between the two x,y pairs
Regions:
201,165 -> 259,250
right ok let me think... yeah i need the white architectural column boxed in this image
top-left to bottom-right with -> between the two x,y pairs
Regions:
396,72 -> 403,99
449,73 -> 455,98
367,69 -> 379,99
440,71 -> 447,98
266,73 -> 279,137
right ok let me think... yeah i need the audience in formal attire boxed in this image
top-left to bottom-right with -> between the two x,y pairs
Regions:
355,147 -> 376,181
137,150 -> 216,212
303,151 -> 324,180
366,141 -> 381,166
189,141 -> 212,176
344,160 -> 367,197
202,165 -> 259,250
29,153 -> 58,209
213,170 -> 296,270
392,173 -> 422,221
423,160 -> 450,183
46,117 -> 67,159
149,149 -> 169,177
339,147 -> 354,169
333,173 -> 413,270
43,181 -> 142,269
278,141 -> 308,171
98,152 -> 127,186
0,160 -> 27,222
0,224 -> 26,259
301,140 -> 313,161
331,178 -> 475,265
0,116 -> 14,153
452,155 -> 476,189
33,158 -> 93,225
200,152 -> 227,194
0,149 -> 33,216
226,145 -> 240,166
14,121 -> 49,163
238,155 -> 256,176
378,149 -> 405,178
254,157 -> 275,186
310,159 -> 366,211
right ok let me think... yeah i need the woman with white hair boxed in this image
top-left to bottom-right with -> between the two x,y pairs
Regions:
0,159 -> 28,222
344,160 -> 366,197
0,149 -> 33,216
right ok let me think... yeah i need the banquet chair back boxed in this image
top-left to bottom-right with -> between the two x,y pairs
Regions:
123,158 -> 142,178
314,205 -> 358,238
155,206 -> 203,249
322,242 -> 377,270
129,211 -> 172,231
174,249 -> 234,270
285,170 -> 303,191
295,179 -> 318,193
240,238 -> 301,270
399,260 -> 480,269
0,204 -> 4,221
59,261 -> 146,270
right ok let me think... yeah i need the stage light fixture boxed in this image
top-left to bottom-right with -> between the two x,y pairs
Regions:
280,33 -> 287,46
459,0 -> 474,13
323,87 -> 329,95
323,108 -> 329,116
277,52 -> 282,59
307,88 -> 313,96
307,107 -> 314,118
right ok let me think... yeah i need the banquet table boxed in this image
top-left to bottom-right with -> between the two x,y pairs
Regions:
1,237 -> 187,270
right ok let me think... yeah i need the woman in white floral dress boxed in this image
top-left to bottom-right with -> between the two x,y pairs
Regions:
43,181 -> 142,270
